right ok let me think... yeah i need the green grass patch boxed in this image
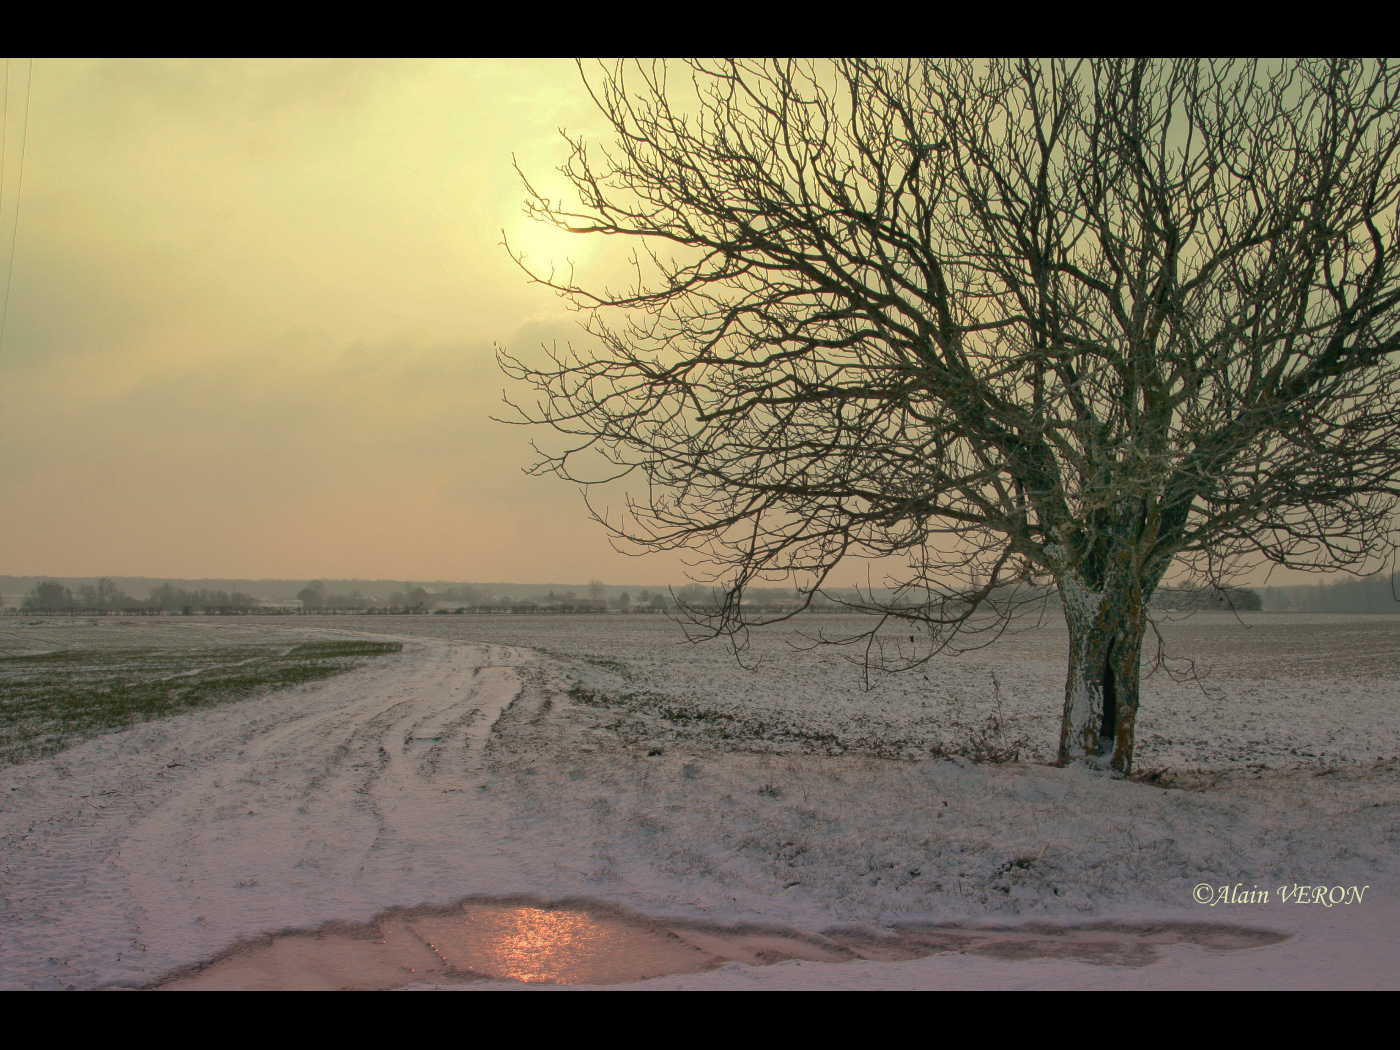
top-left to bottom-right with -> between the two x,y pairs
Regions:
0,640 -> 402,764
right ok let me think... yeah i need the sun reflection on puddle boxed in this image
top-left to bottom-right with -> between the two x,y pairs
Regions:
410,904 -> 708,984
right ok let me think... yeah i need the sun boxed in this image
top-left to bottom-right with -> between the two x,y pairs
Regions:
506,187 -> 591,277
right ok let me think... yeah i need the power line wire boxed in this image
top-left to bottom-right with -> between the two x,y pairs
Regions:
0,58 -> 32,354
2,59 -> 10,217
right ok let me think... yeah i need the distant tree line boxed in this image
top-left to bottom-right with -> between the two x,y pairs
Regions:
21,579 -> 259,613
296,581 -> 371,611
296,581 -> 492,612
1150,586 -> 1263,612
1258,574 -> 1400,613
669,581 -> 1267,616
20,576 -> 1312,618
611,589 -> 670,612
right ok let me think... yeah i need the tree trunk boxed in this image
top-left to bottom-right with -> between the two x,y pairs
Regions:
1057,570 -> 1147,772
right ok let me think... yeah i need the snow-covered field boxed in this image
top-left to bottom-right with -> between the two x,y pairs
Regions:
2,612 -> 1397,989
387,611 -> 1400,769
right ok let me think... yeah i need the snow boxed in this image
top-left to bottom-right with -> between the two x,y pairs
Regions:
2,612 -> 1397,989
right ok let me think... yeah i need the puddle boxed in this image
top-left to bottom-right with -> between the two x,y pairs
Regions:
156,900 -> 1289,989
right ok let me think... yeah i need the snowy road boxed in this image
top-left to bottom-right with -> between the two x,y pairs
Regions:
1,638 -> 552,988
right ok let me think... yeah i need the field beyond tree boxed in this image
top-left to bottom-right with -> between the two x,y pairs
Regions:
0,639 -> 401,764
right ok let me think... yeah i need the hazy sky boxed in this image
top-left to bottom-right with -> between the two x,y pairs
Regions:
0,59 -> 1348,587
0,58 -> 696,583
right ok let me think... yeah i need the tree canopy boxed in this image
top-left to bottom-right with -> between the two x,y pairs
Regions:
501,59 -> 1400,770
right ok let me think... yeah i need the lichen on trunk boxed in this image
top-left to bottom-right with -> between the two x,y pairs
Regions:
1057,567 -> 1148,773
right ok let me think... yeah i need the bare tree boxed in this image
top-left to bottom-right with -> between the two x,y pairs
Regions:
297,581 -> 328,611
22,581 -> 75,612
76,578 -> 133,611
499,59 -> 1400,772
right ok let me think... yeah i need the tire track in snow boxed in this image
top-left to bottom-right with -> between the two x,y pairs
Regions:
0,637 -> 539,989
